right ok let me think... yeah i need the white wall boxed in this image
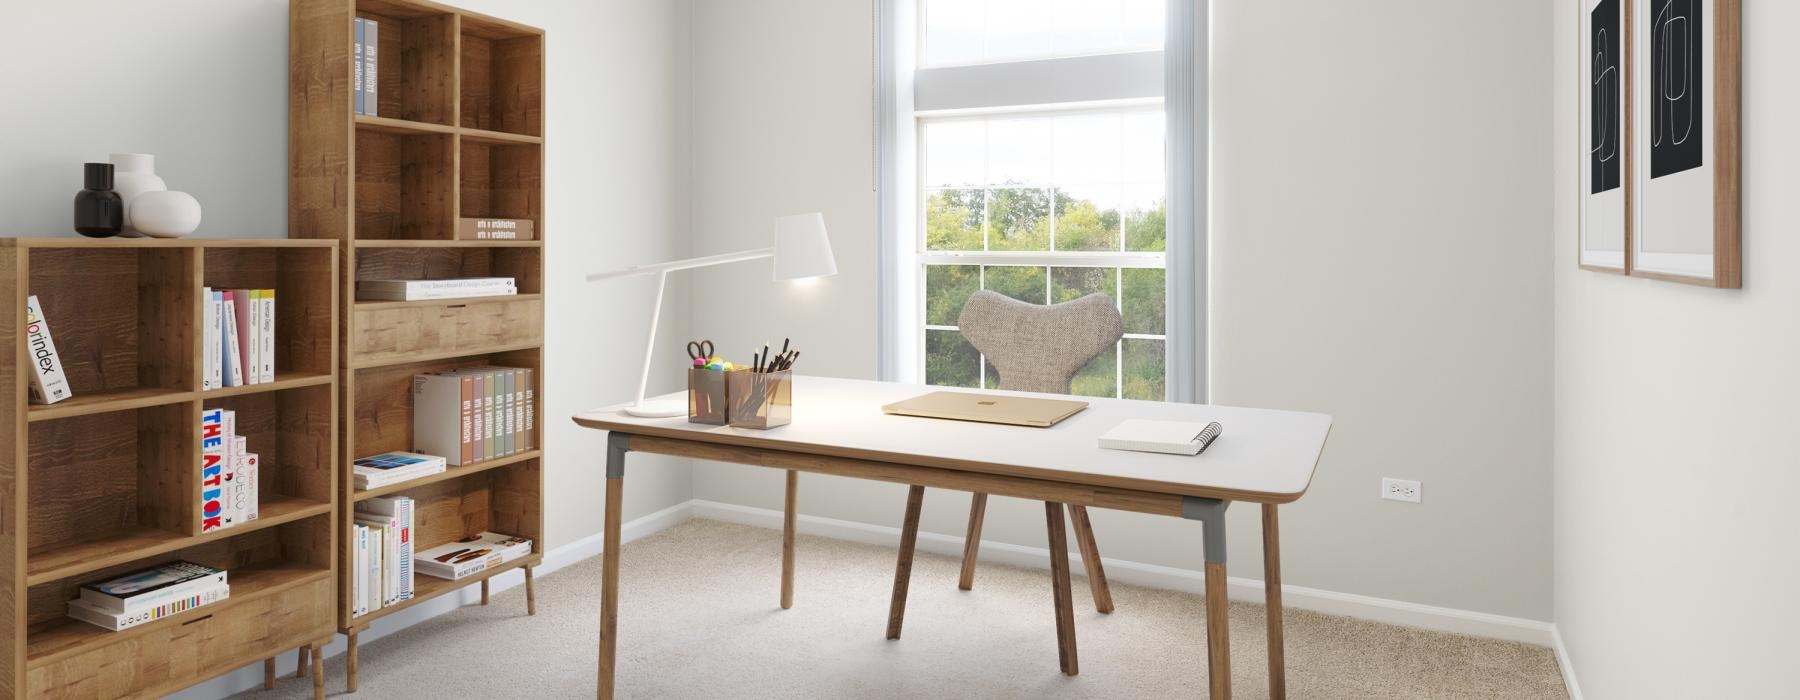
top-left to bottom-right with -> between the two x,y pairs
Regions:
0,0 -> 694,547
1551,0 -> 1800,696
685,0 -> 1556,622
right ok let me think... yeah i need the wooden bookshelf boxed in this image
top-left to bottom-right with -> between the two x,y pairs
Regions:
0,238 -> 339,699
289,0 -> 546,692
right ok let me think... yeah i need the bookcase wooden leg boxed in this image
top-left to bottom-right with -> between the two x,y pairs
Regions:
526,566 -> 538,615
781,469 -> 797,610
347,631 -> 360,693
482,579 -> 491,605
264,658 -> 276,690
295,645 -> 310,678
310,641 -> 325,700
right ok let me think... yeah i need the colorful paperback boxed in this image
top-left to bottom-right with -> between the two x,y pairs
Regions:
23,295 -> 71,405
79,561 -> 226,613
68,585 -> 227,632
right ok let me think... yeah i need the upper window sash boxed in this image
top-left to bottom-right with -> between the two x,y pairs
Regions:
914,50 -> 1165,112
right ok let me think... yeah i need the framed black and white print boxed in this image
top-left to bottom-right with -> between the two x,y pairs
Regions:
1630,0 -> 1740,287
1579,0 -> 1629,272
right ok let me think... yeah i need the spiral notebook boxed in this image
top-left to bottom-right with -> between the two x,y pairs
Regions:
1097,419 -> 1223,456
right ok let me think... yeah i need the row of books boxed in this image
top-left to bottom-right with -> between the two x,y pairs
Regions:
353,451 -> 446,490
69,561 -> 229,632
200,407 -> 261,534
352,496 -> 414,617
202,287 -> 277,390
353,18 -> 379,116
24,295 -> 71,405
356,277 -> 517,302
414,366 -> 535,466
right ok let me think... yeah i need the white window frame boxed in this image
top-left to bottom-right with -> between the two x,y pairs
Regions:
878,0 -> 1206,402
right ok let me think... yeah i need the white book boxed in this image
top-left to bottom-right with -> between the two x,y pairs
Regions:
240,451 -> 260,521
414,373 -> 471,465
368,529 -> 384,612
258,289 -> 276,383
78,561 -> 227,615
203,289 -> 220,390
353,525 -> 368,616
1097,419 -> 1224,456
364,18 -> 378,118
221,294 -> 244,387
24,295 -> 73,405
68,584 -> 228,631
232,289 -> 257,385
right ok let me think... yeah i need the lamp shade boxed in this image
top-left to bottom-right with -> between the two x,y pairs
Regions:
771,212 -> 837,281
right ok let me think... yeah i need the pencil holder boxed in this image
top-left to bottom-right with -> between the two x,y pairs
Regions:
726,368 -> 792,429
687,367 -> 729,425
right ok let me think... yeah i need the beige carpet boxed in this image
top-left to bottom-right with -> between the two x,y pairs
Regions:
243,519 -> 1566,699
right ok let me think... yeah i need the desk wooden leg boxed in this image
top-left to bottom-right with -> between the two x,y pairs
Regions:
1068,504 -> 1114,614
886,485 -> 926,640
1045,502 -> 1079,675
264,658 -> 276,690
958,492 -> 987,591
1206,561 -> 1231,699
782,469 -> 797,610
599,438 -> 627,700
295,645 -> 309,679
310,641 -> 324,700
347,630 -> 359,693
1262,504 -> 1285,699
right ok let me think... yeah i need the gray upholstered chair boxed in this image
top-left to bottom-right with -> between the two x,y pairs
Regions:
887,291 -> 1123,646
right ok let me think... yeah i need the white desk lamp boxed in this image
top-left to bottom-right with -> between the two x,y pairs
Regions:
587,212 -> 838,417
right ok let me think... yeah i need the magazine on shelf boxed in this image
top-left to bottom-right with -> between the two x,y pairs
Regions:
352,451 -> 446,489
417,532 -> 532,581
24,295 -> 71,405
78,561 -> 227,614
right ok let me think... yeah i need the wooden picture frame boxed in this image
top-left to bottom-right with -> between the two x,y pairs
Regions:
1579,0 -> 1630,273
1628,0 -> 1740,287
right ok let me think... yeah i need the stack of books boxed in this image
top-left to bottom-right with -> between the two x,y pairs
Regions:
418,532 -> 533,581
24,294 -> 71,405
202,287 -> 276,390
352,451 -> 447,491
199,408 -> 260,534
353,18 -> 378,117
413,366 -> 535,465
67,561 -> 229,632
355,277 -> 517,302
352,496 -> 415,618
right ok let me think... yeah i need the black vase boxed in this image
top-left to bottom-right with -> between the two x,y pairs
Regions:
73,163 -> 123,238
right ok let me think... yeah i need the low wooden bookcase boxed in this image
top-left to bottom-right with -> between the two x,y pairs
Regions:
0,238 -> 339,699
289,0 -> 547,692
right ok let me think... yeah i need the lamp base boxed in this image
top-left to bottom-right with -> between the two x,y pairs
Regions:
623,399 -> 686,418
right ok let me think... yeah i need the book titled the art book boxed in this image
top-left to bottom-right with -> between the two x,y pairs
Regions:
24,295 -> 71,405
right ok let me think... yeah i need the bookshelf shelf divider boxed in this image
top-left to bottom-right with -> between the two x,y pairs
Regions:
291,0 -> 547,692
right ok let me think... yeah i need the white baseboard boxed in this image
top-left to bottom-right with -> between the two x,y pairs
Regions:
168,500 -> 698,700
690,499 -> 1556,647
1552,625 -> 1584,699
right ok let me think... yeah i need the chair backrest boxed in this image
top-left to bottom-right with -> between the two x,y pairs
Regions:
956,290 -> 1123,394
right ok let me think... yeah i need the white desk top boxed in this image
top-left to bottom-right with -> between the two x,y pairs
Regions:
573,376 -> 1331,503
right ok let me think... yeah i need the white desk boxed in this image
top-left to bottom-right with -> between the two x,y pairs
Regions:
574,376 -> 1332,699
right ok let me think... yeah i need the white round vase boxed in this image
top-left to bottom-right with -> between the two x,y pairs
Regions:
109,153 -> 167,238
132,191 -> 202,238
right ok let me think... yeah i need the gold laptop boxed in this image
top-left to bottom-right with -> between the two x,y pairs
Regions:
881,391 -> 1088,428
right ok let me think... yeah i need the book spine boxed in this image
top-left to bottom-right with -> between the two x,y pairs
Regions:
364,19 -> 378,118
471,374 -> 485,461
399,498 -> 414,599
522,369 -> 534,452
259,289 -> 275,383
354,525 -> 367,616
242,452 -> 260,521
201,289 -> 216,390
358,277 -> 516,291
484,371 -> 497,460
368,528 -> 383,612
354,18 -> 364,116
199,409 -> 227,532
460,376 -> 474,465
221,293 -> 243,387
454,218 -> 536,240
210,291 -> 224,389
232,290 -> 256,385
501,370 -> 515,456
23,295 -> 73,405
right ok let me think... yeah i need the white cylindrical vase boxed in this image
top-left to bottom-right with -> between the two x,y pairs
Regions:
132,190 -> 202,238
110,153 -> 166,238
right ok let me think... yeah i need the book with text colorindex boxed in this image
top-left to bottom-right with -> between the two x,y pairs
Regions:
1098,419 -> 1223,456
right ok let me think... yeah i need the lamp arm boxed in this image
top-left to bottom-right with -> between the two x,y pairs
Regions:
586,247 -> 775,282
634,269 -> 669,409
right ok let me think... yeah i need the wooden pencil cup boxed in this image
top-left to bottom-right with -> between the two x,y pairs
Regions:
726,369 -> 792,429
688,367 -> 729,425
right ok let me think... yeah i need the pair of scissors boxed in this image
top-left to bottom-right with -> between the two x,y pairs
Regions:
687,340 -> 715,363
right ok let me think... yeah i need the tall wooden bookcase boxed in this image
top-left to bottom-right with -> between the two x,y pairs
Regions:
288,0 -> 546,691
0,238 -> 339,699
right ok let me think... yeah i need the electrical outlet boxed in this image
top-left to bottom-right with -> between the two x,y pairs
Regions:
1381,478 -> 1421,503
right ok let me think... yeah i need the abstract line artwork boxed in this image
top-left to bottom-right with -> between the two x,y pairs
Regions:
1650,0 -> 1703,178
1589,0 -> 1621,194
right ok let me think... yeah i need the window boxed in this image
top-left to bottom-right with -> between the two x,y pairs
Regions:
882,0 -> 1188,400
